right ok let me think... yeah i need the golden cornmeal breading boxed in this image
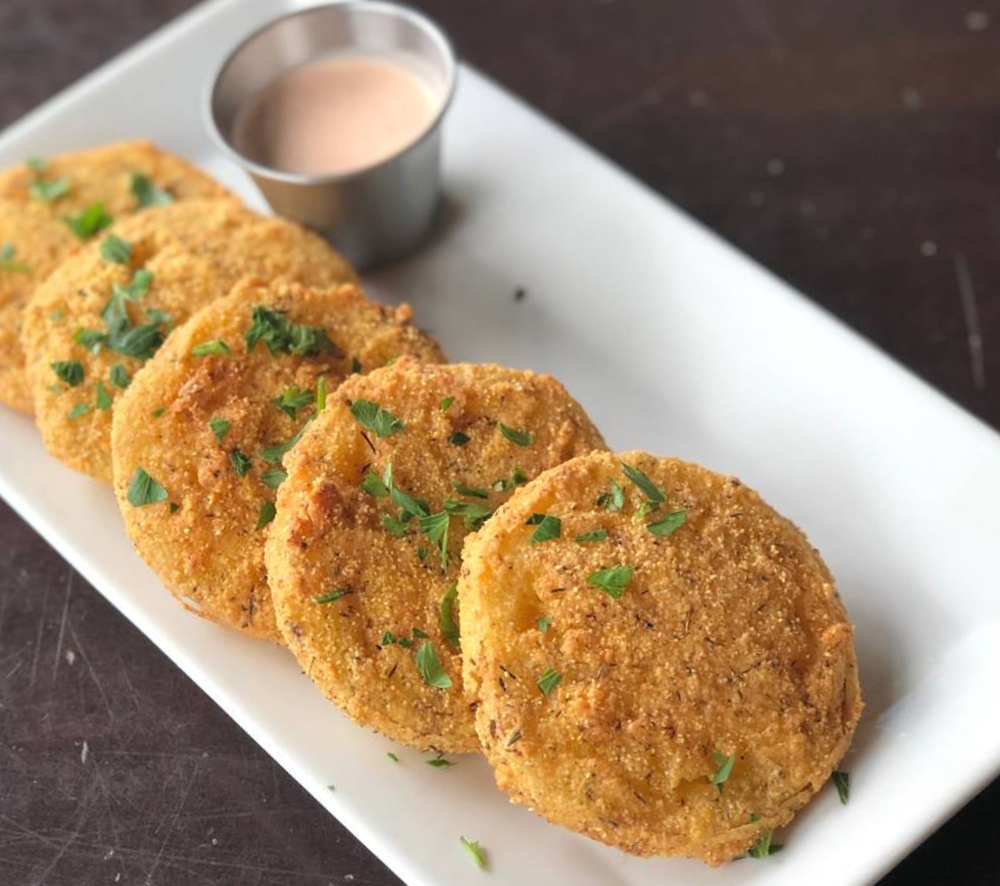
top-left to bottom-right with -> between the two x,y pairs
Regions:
266,359 -> 607,752
0,201 -> 80,413
22,199 -> 356,481
0,141 -> 229,414
112,279 -> 445,642
459,451 -> 862,865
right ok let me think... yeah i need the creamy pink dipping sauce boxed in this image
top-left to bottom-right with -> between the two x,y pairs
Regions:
233,53 -> 439,177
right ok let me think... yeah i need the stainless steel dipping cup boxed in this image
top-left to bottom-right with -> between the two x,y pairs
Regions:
205,1 -> 457,269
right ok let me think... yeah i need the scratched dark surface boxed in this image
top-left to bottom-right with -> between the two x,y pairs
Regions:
1,0 -> 999,884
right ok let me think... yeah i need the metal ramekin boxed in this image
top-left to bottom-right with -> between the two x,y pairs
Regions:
204,1 -> 457,269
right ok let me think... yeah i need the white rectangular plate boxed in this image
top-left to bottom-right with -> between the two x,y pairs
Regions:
3,1 -> 1000,884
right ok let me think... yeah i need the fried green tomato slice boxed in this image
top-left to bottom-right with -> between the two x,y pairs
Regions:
459,450 -> 862,864
265,359 -> 607,752
0,141 -> 229,413
112,278 -> 444,642
23,199 -> 356,481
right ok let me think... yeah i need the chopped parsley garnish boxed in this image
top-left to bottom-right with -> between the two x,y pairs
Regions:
576,529 -> 608,543
386,752 -> 399,763
315,588 -> 352,604
389,477 -> 429,519
63,202 -> 113,240
361,471 -> 389,498
109,364 -> 130,389
349,399 -> 404,438
67,403 -> 89,420
530,514 -> 562,544
382,514 -> 409,537
350,357 -> 362,374
106,321 -> 164,359
74,328 -> 105,353
229,448 -> 252,477
711,750 -> 736,790
492,465 -> 528,492
498,422 -> 533,446
100,235 -> 132,265
621,462 -> 665,505
25,156 -> 46,173
192,339 -> 230,357
51,360 -> 84,387
440,582 -> 460,647
426,754 -> 456,769
316,376 -> 328,412
747,820 -> 781,859
448,431 -> 470,446
151,406 -> 166,418
94,381 -> 113,410
255,501 -> 276,529
440,396 -> 454,411
79,269 -> 164,360
169,502 -> 180,514
460,837 -> 486,869
414,640 -> 452,689
29,177 -> 71,203
208,417 -> 231,443
272,385 -> 313,419
381,629 -> 416,648
596,480 -> 625,511
131,172 -> 174,208
537,668 -> 562,695
586,564 -> 634,599
260,424 -> 308,463
261,469 -> 287,489
452,482 -> 488,500
244,306 -> 339,357
127,467 -> 168,506
0,242 -> 30,274
832,770 -> 850,805
443,499 -> 493,530
648,510 -> 687,537
418,511 -> 450,570
537,616 -> 553,633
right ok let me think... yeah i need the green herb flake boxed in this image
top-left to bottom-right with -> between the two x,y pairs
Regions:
315,588 -> 352,604
67,403 -> 89,420
361,471 -> 389,498
349,398 -> 404,438
621,462 -> 665,505
382,514 -> 409,537
100,234 -> 132,265
63,202 -> 113,240
498,422 -> 533,446
440,582 -> 460,647
272,385 -> 313,419
493,465 -> 528,492
169,502 -> 180,514
386,752 -> 399,763
460,837 -> 486,870
350,357 -> 362,374
448,431 -> 470,446
192,339 -> 231,357
414,640 -> 452,689
255,501 -> 277,529
443,499 -> 494,531
260,425 -> 308,464
586,564 -> 634,599
109,364 -> 130,389
426,754 -> 456,769
261,469 -> 287,490
648,510 -> 687,537
151,407 -> 166,418
127,467 -> 168,507
747,827 -> 781,859
576,529 -> 608,543
530,514 -> 562,544
832,770 -> 850,805
440,396 -> 455,411
452,482 -> 489,500
316,376 -> 328,412
537,616 -> 553,633
25,156 -> 47,173
0,241 -> 30,274
29,177 -> 71,203
244,305 -> 340,357
537,668 -> 562,696
131,172 -> 174,209
230,448 -> 252,477
51,360 -> 84,387
94,381 -> 113,411
106,321 -> 165,360
711,750 -> 736,790
208,417 -> 231,443
596,480 -> 625,511
418,511 -> 450,570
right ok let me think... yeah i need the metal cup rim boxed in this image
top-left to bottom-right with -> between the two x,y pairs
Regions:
202,0 -> 458,187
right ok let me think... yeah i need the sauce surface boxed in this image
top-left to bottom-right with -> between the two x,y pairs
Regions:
233,53 -> 438,177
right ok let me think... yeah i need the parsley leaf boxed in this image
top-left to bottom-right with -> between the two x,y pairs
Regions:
418,511 -> 450,570
127,467 -> 168,506
51,360 -> 84,387
648,510 -> 687,537
316,376 -> 328,412
530,514 -> 561,543
315,588 -> 352,604
74,328 -> 105,353
498,422 -> 533,446
443,499 -> 493,531
426,754 -> 456,769
67,403 -> 89,420
260,424 -> 308,464
440,582 -> 460,647
255,501 -> 276,529
621,462 -> 665,505
230,448 -> 252,477
596,480 -> 625,511
106,321 -> 164,359
492,466 -> 528,492
131,172 -> 174,208
832,770 -> 850,805
29,177 -> 71,203
272,385 -> 313,419
448,431 -> 470,446
244,306 -> 339,357
460,837 -> 486,869
25,156 -> 47,173
414,640 -> 452,689
576,529 -> 608,543
261,469 -> 287,489
382,514 -> 409,537
711,750 -> 736,790
100,235 -> 132,264
208,417 -> 231,443
63,202 -> 113,240
747,825 -> 781,859
440,396 -> 454,411
109,364 -> 130,389
452,482 -> 489,500
537,668 -> 562,695
537,616 -> 553,633
94,381 -> 113,410
386,752 -> 399,763
192,339 -> 230,357
0,242 -> 30,273
350,399 -> 404,438
586,564 -> 634,599
361,471 -> 389,498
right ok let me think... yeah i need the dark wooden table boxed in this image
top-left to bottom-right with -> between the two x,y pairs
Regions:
2,1 -> 998,883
